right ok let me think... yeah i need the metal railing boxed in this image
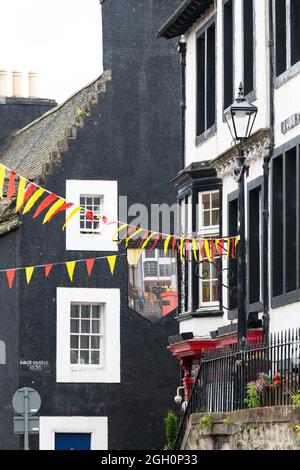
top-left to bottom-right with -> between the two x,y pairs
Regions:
174,328 -> 300,450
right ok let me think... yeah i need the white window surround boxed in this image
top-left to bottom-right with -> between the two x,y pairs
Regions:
66,180 -> 118,252
39,416 -> 108,450
57,288 -> 120,383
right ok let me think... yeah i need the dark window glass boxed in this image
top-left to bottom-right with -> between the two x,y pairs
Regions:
291,0 -> 300,66
249,186 -> 261,304
272,156 -> 284,296
144,261 -> 158,277
243,0 -> 254,95
224,0 -> 234,109
207,23 -> 216,128
275,0 -> 287,76
196,21 -> 216,136
228,197 -> 238,310
196,34 -> 206,136
285,148 -> 297,292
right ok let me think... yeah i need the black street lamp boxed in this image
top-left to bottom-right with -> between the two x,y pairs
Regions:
225,83 -> 258,347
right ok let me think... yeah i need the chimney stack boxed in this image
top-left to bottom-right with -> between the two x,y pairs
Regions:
0,70 -> 7,96
12,71 -> 22,97
28,71 -> 38,98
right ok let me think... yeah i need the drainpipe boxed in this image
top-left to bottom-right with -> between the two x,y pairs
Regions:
178,41 -> 186,171
262,0 -> 275,338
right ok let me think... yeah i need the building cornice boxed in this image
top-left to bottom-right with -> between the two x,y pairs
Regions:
210,128 -> 270,179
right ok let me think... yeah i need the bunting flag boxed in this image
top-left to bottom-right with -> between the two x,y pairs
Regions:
33,194 -> 58,219
45,264 -> 53,278
0,163 -> 239,258
107,256 -> 117,274
23,188 -> 45,214
66,261 -> 76,282
6,269 -> 16,289
7,171 -> 16,199
15,177 -> 27,212
0,165 -> 5,199
25,266 -> 35,284
86,258 -> 95,277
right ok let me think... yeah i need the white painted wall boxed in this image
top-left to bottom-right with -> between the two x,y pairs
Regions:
184,0 -> 269,168
39,416 -> 108,450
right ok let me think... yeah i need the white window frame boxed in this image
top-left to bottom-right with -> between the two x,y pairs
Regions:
199,254 -> 220,308
70,303 -> 104,367
79,194 -> 103,234
39,416 -> 108,450
57,288 -> 120,383
66,180 -> 118,252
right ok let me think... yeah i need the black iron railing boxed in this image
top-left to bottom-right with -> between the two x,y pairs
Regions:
174,328 -> 300,450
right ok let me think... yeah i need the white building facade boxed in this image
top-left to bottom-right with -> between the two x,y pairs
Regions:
159,0 -> 300,349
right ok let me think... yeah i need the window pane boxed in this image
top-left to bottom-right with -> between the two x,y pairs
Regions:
92,320 -> 100,334
70,320 -> 79,333
81,305 -> 90,318
224,0 -> 233,109
70,350 -> 78,364
91,351 -> 100,365
92,305 -> 100,318
81,320 -> 90,333
243,0 -> 254,95
202,194 -> 210,210
206,23 -> 216,129
196,33 -> 205,135
203,211 -> 210,227
211,282 -> 219,302
212,192 -> 219,209
211,209 -> 219,226
70,336 -> 78,349
71,304 -> 80,318
275,0 -> 287,76
79,351 -> 89,364
202,282 -> 211,303
91,336 -> 100,349
80,336 -> 90,349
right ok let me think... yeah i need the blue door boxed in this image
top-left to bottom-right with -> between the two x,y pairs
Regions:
55,433 -> 91,450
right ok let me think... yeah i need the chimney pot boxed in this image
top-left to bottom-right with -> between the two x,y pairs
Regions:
12,71 -> 22,97
28,71 -> 38,98
0,70 -> 7,97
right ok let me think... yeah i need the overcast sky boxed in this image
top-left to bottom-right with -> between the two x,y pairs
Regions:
0,0 -> 102,103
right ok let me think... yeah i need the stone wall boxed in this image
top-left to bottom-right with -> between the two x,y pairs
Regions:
183,406 -> 300,450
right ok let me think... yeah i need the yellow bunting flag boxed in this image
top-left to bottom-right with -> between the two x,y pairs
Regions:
43,199 -> 65,224
107,255 -> 117,274
179,237 -> 185,262
15,177 -> 27,212
66,261 -> 76,282
62,206 -> 81,231
0,165 -> 5,199
164,235 -> 171,254
112,223 -> 128,241
192,238 -> 198,262
25,266 -> 35,284
125,228 -> 143,247
235,236 -> 239,247
141,232 -> 157,252
22,188 -> 45,214
203,239 -> 211,262
227,238 -> 231,258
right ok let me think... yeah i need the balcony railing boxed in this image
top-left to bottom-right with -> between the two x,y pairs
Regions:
174,328 -> 300,450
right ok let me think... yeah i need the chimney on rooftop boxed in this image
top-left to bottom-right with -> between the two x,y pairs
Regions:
28,71 -> 38,98
0,70 -> 7,96
12,70 -> 22,97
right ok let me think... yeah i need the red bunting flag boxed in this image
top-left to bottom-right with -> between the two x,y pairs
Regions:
47,202 -> 73,222
210,240 -> 215,262
45,264 -> 53,278
171,237 -> 177,253
148,233 -> 162,252
33,194 -> 58,219
198,240 -> 205,262
231,237 -> 236,258
86,211 -> 94,221
6,269 -> 16,288
23,183 -> 38,203
216,239 -> 225,256
7,171 -> 16,199
86,259 -> 95,277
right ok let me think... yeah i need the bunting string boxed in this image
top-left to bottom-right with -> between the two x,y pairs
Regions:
0,163 -> 239,257
0,253 -> 124,289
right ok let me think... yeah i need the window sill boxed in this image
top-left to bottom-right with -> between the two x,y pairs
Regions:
176,309 -> 223,321
195,123 -> 217,147
271,290 -> 300,309
70,365 -> 103,371
274,61 -> 300,89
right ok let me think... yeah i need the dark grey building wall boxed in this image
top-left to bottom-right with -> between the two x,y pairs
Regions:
0,98 -> 57,148
0,0 -> 181,450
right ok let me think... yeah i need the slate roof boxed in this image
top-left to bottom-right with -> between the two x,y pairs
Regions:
157,0 -> 214,39
0,70 -> 111,181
